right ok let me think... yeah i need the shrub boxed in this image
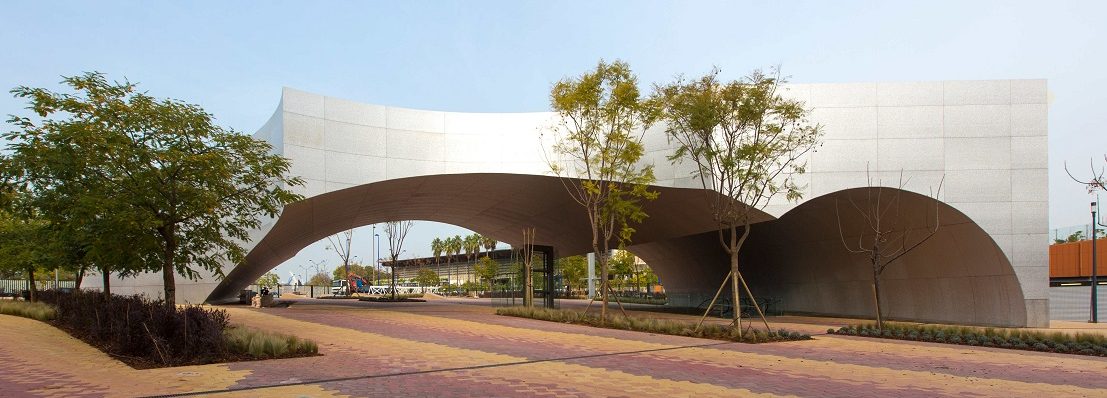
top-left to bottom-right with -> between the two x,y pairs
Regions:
224,326 -> 318,358
495,306 -> 811,344
36,290 -> 227,367
0,300 -> 56,321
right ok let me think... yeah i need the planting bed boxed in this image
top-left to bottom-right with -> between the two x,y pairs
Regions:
831,322 -> 1107,357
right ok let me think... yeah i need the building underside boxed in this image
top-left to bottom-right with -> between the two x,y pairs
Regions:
209,173 -> 1027,327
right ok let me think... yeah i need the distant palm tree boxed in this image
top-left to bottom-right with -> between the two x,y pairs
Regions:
481,235 -> 497,257
464,234 -> 481,263
431,237 -> 444,267
446,235 -> 463,292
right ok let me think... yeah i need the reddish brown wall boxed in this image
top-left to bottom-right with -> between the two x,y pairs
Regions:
1049,240 -> 1107,278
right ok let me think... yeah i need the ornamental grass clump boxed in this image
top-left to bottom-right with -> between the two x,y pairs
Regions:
0,300 -> 56,321
832,321 -> 1107,357
495,306 -> 811,344
224,326 -> 318,358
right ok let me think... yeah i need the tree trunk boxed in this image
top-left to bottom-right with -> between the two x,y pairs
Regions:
873,266 -> 884,332
730,250 -> 740,325
159,225 -> 177,307
75,264 -> 86,289
524,259 -> 533,308
25,266 -> 37,302
600,251 -> 609,323
101,266 -> 111,297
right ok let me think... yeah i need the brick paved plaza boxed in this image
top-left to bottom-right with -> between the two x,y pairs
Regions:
2,298 -> 1106,397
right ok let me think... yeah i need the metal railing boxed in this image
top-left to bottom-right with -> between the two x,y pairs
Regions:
0,279 -> 76,293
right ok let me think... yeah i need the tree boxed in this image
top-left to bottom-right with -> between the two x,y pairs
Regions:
2,73 -> 304,306
431,237 -> 444,267
0,210 -> 58,302
474,256 -> 500,294
609,250 -> 637,295
558,255 -> 588,297
835,172 -> 943,332
545,59 -> 660,322
331,262 -> 373,281
307,272 -> 332,287
444,235 -> 462,294
463,234 -> 482,263
481,235 -> 497,256
520,228 -> 536,307
326,229 -> 354,296
415,268 -> 440,293
256,272 -> 280,290
384,221 -> 414,300
654,67 -> 821,331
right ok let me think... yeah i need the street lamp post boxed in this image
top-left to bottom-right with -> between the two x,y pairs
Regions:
375,231 -> 381,285
1094,201 -> 1100,323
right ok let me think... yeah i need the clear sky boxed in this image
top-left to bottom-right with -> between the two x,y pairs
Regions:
2,1 -> 1105,280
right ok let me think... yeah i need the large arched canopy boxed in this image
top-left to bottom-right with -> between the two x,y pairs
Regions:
629,187 -> 1027,327
207,173 -> 772,302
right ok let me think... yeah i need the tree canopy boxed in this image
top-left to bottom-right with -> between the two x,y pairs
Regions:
1,72 -> 304,305
545,59 -> 659,320
654,67 -> 821,327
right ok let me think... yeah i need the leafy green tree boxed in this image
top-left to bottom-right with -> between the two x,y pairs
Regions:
307,272 -> 332,287
332,262 -> 374,281
2,73 -> 304,306
415,268 -> 440,293
474,256 -> 500,294
256,272 -> 280,289
545,59 -> 660,321
557,255 -> 587,296
609,250 -> 636,294
0,210 -> 58,301
654,67 -> 821,327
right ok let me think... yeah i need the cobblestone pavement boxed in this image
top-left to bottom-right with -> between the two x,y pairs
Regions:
2,298 -> 1107,397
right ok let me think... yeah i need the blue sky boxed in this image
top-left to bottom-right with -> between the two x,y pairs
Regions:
3,1 -> 1105,280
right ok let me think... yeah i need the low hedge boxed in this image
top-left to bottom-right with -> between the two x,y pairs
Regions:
497,306 -> 810,344
37,290 -> 229,366
830,322 -> 1107,356
35,290 -> 319,367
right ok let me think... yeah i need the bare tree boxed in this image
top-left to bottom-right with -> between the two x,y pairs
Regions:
385,221 -> 414,300
326,229 -> 354,296
835,170 -> 943,332
1065,155 -> 1107,193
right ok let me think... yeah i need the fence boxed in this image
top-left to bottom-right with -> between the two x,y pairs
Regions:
1051,223 -> 1104,244
1049,285 -> 1107,320
0,279 -> 76,293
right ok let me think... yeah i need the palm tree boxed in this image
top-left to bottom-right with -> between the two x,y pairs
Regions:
446,235 -> 462,294
431,237 -> 444,268
464,234 -> 481,263
481,235 -> 497,257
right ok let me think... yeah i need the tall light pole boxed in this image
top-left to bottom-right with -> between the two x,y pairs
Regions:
1093,201 -> 1100,323
375,231 -> 381,285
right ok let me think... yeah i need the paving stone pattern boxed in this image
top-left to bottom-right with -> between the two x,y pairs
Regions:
2,299 -> 1106,397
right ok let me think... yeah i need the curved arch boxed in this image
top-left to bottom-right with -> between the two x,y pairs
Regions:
629,187 -> 1027,327
207,173 -> 772,302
